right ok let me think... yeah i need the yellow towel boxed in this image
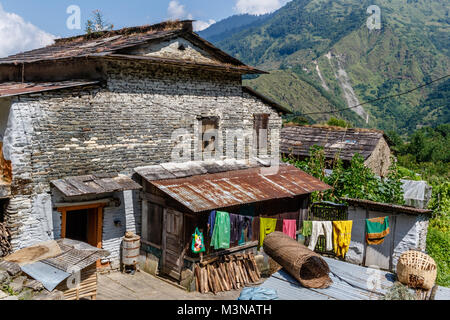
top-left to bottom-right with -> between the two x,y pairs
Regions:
333,221 -> 353,258
259,217 -> 277,249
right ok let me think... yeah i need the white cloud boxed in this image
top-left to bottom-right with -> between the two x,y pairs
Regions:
0,3 -> 55,58
234,0 -> 291,15
167,1 -> 214,32
168,1 -> 187,20
193,19 -> 216,32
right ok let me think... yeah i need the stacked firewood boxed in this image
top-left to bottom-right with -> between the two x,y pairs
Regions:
0,222 -> 11,257
194,253 -> 261,294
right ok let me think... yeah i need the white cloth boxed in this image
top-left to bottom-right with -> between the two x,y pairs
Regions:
308,221 -> 333,252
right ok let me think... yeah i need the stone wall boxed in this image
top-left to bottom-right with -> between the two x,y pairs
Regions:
0,60 -> 282,264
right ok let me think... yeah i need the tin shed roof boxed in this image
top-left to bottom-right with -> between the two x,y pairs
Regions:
135,160 -> 331,212
51,173 -> 142,197
344,198 -> 433,215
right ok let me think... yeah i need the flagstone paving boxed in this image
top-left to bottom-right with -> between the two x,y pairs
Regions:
97,270 -> 242,300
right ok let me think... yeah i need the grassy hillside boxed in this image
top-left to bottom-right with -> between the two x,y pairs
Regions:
207,0 -> 450,134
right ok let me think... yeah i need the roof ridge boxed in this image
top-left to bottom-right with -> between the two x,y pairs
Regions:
54,20 -> 193,45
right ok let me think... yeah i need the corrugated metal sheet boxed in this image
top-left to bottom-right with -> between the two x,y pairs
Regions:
259,257 -> 396,300
19,239 -> 109,291
0,80 -> 99,98
345,198 -> 433,215
141,164 -> 331,212
21,262 -> 71,292
51,173 -> 141,197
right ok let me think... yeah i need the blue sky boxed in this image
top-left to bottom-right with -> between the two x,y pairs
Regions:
0,0 -> 233,37
0,0 -> 290,57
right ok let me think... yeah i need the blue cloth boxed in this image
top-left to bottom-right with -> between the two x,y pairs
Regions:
238,287 -> 278,300
208,211 -> 216,238
229,213 -> 240,243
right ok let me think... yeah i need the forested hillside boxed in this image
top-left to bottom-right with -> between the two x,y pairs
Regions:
201,0 -> 450,134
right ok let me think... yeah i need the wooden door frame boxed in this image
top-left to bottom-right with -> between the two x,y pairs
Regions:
58,203 -> 106,267
161,208 -> 184,280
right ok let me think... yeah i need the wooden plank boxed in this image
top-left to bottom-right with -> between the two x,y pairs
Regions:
161,208 -> 167,275
61,209 -> 66,238
66,177 -> 99,195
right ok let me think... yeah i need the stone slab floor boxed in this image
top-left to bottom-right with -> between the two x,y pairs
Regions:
97,271 -> 242,300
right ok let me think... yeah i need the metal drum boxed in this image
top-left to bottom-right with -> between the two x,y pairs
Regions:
122,232 -> 140,266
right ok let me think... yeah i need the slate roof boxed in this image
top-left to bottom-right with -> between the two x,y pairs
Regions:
51,173 -> 142,197
281,125 -> 390,161
0,20 -> 264,74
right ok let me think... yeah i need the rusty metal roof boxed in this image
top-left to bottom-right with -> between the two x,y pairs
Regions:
136,161 -> 331,212
0,80 -> 99,98
51,173 -> 141,197
344,198 -> 433,215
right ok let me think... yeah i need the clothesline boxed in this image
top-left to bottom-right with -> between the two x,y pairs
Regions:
213,213 -> 399,223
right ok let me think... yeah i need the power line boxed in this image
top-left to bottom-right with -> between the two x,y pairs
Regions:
299,74 -> 450,116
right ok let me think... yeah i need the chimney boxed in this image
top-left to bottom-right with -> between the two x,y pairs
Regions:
181,20 -> 194,33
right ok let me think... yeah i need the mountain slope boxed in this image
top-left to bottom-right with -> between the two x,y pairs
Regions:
205,0 -> 450,134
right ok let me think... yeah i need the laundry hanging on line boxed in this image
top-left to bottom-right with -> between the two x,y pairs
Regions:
332,221 -> 353,258
259,217 -> 277,249
366,216 -> 390,245
283,219 -> 297,240
308,221 -> 333,252
210,211 -> 231,249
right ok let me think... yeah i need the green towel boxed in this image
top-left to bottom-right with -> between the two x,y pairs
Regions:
302,221 -> 312,237
366,216 -> 390,245
210,211 -> 231,249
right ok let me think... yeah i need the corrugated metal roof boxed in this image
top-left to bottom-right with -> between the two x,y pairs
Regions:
20,262 -> 71,292
259,257 -> 396,300
136,161 -> 331,212
51,173 -> 142,197
0,80 -> 99,98
345,198 -> 433,215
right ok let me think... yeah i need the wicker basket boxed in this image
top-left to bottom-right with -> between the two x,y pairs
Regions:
396,251 -> 437,290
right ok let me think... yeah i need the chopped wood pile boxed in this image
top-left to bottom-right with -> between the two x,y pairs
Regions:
0,222 -> 11,257
194,253 -> 261,294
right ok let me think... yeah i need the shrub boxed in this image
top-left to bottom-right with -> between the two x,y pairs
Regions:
426,227 -> 450,287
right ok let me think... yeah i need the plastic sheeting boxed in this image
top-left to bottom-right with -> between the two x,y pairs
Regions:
238,287 -> 278,300
401,180 -> 432,209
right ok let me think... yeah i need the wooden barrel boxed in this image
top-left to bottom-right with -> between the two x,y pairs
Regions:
122,233 -> 141,266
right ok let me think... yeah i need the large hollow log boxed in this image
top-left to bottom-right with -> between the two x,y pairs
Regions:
263,232 -> 332,289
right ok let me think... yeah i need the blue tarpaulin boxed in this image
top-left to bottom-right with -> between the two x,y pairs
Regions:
238,287 -> 278,300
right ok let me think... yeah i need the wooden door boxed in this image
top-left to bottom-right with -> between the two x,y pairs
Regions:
364,212 -> 396,271
59,204 -> 104,268
162,208 -> 184,280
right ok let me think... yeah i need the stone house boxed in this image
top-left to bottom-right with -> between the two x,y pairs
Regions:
0,20 -> 326,274
281,125 -> 393,177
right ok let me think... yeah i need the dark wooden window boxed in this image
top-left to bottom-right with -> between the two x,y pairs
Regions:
146,203 -> 163,246
253,114 -> 269,152
199,117 -> 219,153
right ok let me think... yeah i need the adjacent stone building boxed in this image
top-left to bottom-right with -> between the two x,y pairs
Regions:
0,21 -> 293,268
281,125 -> 393,177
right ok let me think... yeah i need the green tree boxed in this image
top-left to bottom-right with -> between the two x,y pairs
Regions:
85,10 -> 114,34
